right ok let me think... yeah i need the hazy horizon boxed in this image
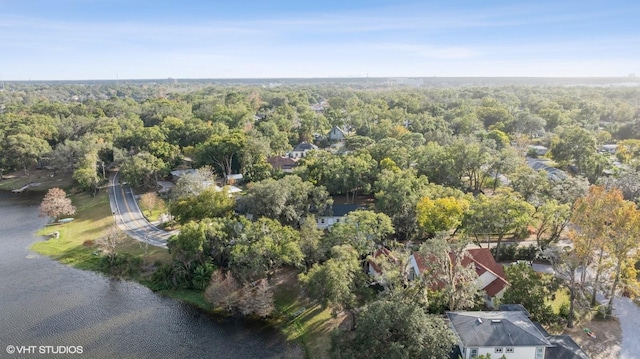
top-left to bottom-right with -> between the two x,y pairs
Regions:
1,0 -> 639,81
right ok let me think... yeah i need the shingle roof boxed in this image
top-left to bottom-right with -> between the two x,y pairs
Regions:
331,204 -> 359,217
546,335 -> 590,359
499,304 -> 532,318
266,156 -> 298,170
446,311 -> 552,347
413,248 -> 509,297
293,142 -> 318,151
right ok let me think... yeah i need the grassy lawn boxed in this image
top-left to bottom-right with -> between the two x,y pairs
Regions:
31,190 -> 171,272
549,287 -> 571,314
272,271 -> 335,359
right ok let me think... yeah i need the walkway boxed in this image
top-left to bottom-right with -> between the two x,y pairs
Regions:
108,172 -> 176,248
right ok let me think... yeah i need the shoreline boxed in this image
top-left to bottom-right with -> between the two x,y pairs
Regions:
10,187 -> 320,359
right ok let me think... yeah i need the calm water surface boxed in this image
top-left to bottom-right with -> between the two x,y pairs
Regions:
0,192 -> 301,359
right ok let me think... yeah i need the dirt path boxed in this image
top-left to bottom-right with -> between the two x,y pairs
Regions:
563,319 -> 621,359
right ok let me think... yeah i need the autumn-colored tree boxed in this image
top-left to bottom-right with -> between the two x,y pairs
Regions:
237,278 -> 275,317
531,200 -> 571,250
139,192 -> 162,217
205,270 -> 240,311
572,186 -> 624,305
605,197 -> 640,312
416,196 -> 469,237
39,187 -> 76,221
96,224 -> 126,266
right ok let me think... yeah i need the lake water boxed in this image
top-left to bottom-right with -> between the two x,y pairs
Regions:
0,192 -> 301,359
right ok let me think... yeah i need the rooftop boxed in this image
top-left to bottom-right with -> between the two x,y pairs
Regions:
446,311 -> 552,347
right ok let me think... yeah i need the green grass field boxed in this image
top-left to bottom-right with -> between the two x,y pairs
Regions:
272,273 -> 335,359
31,190 -> 171,272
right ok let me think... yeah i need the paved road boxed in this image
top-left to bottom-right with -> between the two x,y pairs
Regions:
613,296 -> 640,359
108,172 -> 176,248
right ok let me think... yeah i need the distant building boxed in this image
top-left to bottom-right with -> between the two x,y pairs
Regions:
327,126 -> 347,142
224,173 -> 243,185
289,142 -> 318,159
266,156 -> 299,173
526,158 -> 567,181
316,204 -> 359,230
527,145 -> 549,156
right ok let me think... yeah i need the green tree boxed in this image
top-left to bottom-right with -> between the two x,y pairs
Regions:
168,221 -> 208,282
237,175 -> 332,227
531,199 -> 571,250
299,215 -> 327,267
229,217 -> 303,281
170,187 -> 235,224
196,130 -> 247,178
330,300 -> 456,359
374,168 -> 431,239
6,133 -> 51,175
328,210 -> 394,257
120,151 -> 166,188
300,245 -> 362,315
463,188 -> 533,260
550,125 -> 597,174
501,262 -> 557,324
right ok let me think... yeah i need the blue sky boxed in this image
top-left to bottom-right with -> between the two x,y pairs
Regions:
1,0 -> 639,80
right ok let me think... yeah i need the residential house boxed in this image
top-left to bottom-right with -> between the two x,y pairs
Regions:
289,142 -> 318,159
447,311 -> 551,359
316,204 -> 358,230
408,248 -> 509,306
447,310 -> 589,359
266,156 -> 299,173
170,169 -> 196,182
367,247 -> 395,277
224,173 -> 243,185
526,158 -> 567,181
327,126 -> 347,141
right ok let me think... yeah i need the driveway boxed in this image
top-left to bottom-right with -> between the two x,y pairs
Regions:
612,296 -> 640,359
108,172 -> 177,248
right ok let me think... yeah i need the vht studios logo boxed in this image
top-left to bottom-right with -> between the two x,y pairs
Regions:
6,345 -> 84,355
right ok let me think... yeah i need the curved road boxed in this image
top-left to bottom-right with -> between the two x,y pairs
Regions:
108,172 -> 176,248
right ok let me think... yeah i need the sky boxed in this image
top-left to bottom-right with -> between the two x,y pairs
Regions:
0,0 -> 639,80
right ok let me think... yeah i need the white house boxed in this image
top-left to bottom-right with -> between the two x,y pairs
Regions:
316,204 -> 358,230
447,311 -> 552,359
327,126 -> 347,141
408,248 -> 509,305
289,142 -> 318,159
447,311 -> 589,359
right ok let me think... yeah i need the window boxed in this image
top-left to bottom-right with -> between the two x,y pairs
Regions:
470,348 -> 478,358
535,347 -> 544,359
495,347 -> 503,353
505,347 -> 514,353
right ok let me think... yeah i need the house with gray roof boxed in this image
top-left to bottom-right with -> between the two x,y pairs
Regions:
447,311 -> 589,359
316,204 -> 359,230
289,142 -> 318,159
